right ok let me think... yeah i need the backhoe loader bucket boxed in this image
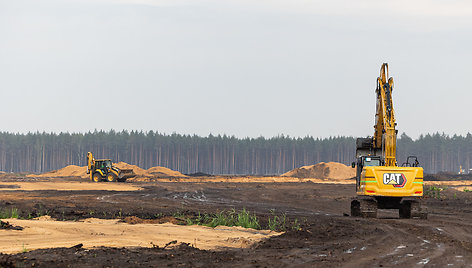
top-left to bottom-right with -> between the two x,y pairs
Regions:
117,168 -> 135,182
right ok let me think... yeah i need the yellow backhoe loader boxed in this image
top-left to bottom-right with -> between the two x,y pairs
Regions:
351,63 -> 427,219
86,152 -> 134,182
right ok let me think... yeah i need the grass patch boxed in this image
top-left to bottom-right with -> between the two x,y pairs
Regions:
425,186 -> 444,199
0,208 -> 19,219
267,210 -> 301,231
22,243 -> 29,253
185,208 -> 302,231
186,208 -> 260,229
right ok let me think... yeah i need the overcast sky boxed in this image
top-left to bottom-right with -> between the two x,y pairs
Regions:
1,0 -> 471,139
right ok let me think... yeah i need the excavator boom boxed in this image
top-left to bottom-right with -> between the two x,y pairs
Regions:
374,63 -> 397,166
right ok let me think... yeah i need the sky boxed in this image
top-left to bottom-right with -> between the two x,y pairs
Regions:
1,0 -> 471,139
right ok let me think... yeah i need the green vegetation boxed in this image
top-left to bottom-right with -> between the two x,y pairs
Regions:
464,188 -> 471,192
267,210 -> 301,231
425,186 -> 444,199
186,209 -> 260,230
185,208 -> 302,231
22,243 -> 29,253
0,208 -> 19,219
0,206 -> 303,232
172,210 -> 186,219
268,213 -> 286,231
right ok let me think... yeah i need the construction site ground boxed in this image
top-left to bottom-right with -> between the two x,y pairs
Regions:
1,175 -> 472,267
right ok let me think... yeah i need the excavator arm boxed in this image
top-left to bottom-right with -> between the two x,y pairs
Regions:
373,63 -> 397,167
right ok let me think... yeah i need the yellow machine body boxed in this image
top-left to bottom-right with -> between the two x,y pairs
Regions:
357,166 -> 423,197
86,152 -> 134,182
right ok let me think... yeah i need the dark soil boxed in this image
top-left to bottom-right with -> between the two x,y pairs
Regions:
186,172 -> 213,177
0,220 -> 23,230
424,172 -> 472,181
1,176 -> 472,267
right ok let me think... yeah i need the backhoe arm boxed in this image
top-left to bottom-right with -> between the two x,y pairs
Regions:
86,152 -> 95,178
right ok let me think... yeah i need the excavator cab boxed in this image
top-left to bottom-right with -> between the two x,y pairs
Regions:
402,156 -> 419,167
353,156 -> 382,191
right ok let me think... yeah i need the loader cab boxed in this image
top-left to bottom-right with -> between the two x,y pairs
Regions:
95,159 -> 112,173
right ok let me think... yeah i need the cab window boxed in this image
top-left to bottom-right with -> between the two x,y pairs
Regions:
363,157 -> 380,167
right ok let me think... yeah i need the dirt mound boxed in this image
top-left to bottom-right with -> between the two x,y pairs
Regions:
27,165 -> 88,179
147,166 -> 187,178
113,163 -> 187,178
281,162 -> 355,180
114,162 -> 148,176
28,162 -> 186,179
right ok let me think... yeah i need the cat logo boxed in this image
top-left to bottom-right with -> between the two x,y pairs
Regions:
383,173 -> 407,188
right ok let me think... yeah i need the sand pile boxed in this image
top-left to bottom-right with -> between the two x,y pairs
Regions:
113,162 -> 187,178
147,166 -> 187,178
27,165 -> 89,179
114,162 -> 148,176
282,162 -> 355,180
28,162 -> 187,179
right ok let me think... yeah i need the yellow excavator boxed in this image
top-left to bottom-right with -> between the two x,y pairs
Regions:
351,63 -> 427,219
86,152 -> 134,182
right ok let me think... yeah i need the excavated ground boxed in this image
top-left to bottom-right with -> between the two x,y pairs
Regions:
1,175 -> 472,267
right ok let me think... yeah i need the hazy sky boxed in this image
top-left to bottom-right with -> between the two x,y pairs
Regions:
1,0 -> 471,138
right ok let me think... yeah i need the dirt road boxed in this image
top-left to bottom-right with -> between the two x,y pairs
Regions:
1,176 -> 472,267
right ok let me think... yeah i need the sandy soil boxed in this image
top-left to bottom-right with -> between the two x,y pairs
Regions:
282,162 -> 355,180
139,176 -> 355,184
0,182 -> 142,191
450,186 -> 472,191
0,218 -> 279,254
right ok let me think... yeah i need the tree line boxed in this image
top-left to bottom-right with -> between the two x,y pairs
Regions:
0,130 -> 468,175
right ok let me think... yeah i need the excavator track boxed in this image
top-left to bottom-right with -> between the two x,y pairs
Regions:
351,198 -> 427,219
399,200 -> 428,219
351,198 -> 378,218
